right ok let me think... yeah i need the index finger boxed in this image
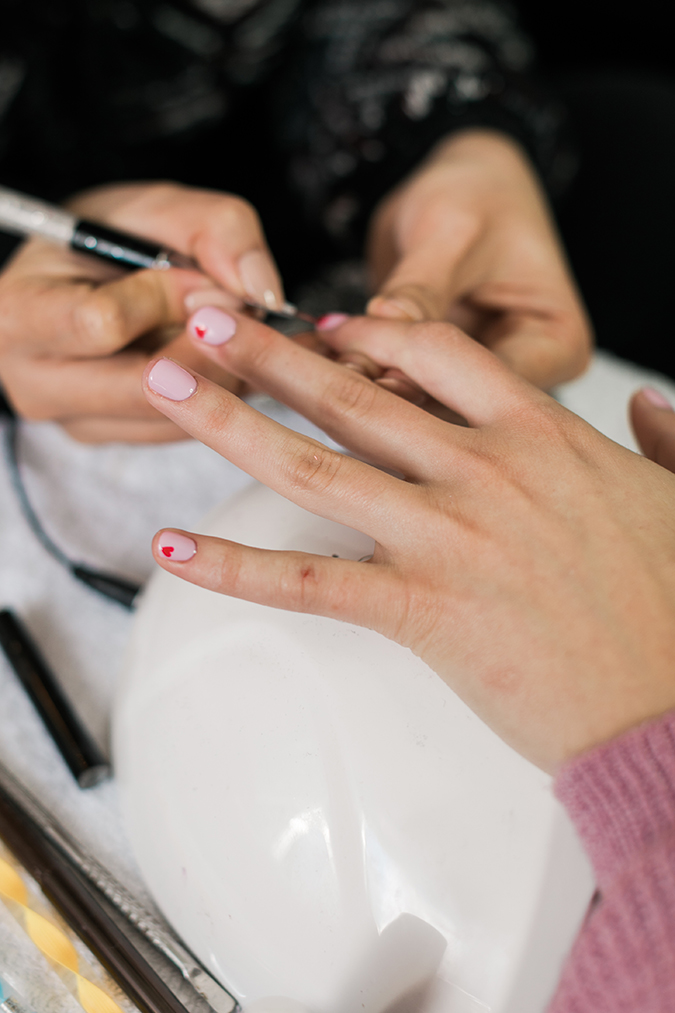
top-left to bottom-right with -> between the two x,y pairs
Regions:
142,356 -> 410,545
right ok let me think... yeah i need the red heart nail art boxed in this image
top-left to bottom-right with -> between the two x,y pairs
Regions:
194,324 -> 207,339
162,546 -> 174,557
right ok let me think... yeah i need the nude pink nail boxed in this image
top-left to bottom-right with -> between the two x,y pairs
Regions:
641,386 -> 673,410
147,359 -> 197,401
157,530 -> 197,562
316,313 -> 350,331
189,306 -> 237,345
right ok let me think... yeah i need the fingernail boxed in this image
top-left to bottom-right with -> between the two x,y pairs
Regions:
157,530 -> 197,562
185,288 -> 244,313
641,386 -> 673,410
188,306 -> 237,345
147,359 -> 197,401
316,312 -> 350,331
238,250 -> 282,310
367,296 -> 425,322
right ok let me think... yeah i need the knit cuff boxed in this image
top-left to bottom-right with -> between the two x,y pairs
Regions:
554,711 -> 675,890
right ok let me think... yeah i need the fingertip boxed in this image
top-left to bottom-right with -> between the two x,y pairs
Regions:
188,305 -> 237,346
636,386 -> 674,411
238,249 -> 284,310
154,529 -> 198,563
316,312 -> 351,332
367,294 -> 426,322
145,357 -> 198,401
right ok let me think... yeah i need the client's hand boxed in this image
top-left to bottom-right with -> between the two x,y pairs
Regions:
142,311 -> 675,773
365,129 -> 592,392
0,181 -> 284,442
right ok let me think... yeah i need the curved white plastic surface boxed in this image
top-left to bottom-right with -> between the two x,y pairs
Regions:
114,481 -> 595,1013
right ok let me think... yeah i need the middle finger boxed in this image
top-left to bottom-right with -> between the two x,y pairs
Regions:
143,356 -> 419,545
185,308 -> 461,477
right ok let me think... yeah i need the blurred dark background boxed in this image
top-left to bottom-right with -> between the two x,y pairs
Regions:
516,0 -> 675,376
1,1 -> 674,376
518,0 -> 673,77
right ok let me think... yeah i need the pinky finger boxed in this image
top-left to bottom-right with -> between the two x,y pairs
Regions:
152,529 -> 398,632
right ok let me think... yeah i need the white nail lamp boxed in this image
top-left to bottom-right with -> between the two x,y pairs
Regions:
113,480 -> 595,1013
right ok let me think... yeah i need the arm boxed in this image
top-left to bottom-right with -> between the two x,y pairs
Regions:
549,713 -> 675,1012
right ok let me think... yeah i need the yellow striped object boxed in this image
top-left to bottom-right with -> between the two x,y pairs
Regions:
0,843 -> 126,1013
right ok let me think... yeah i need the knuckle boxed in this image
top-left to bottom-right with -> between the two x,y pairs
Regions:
409,320 -> 465,352
323,370 -> 380,423
72,290 -> 126,352
284,440 -> 345,496
200,396 -> 239,440
219,195 -> 259,230
280,555 -> 322,611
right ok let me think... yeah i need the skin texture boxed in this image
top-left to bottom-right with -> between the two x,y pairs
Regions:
364,129 -> 593,397
0,182 -> 284,443
142,312 -> 675,774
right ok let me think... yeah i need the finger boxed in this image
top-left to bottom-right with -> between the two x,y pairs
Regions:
335,351 -> 385,380
62,416 -> 189,444
470,304 -> 592,390
0,260 -> 209,357
375,369 -> 427,405
151,530 -> 399,633
185,307 -> 459,475
630,388 -> 675,474
143,357 -> 413,541
367,196 -> 479,323
3,337 -> 242,424
311,316 -> 531,426
73,183 -> 286,310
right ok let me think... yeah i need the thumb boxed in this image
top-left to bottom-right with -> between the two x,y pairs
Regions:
367,240 -> 467,323
630,387 -> 675,473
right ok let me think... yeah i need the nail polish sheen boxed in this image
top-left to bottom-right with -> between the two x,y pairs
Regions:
316,313 -> 350,331
148,359 -> 197,401
157,530 -> 197,561
189,306 -> 237,345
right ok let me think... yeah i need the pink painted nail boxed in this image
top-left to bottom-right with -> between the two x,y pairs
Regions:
316,313 -> 350,331
157,530 -> 197,562
147,359 -> 197,401
189,306 -> 237,345
641,386 -> 673,410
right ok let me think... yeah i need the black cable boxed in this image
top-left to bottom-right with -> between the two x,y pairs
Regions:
2,415 -> 141,610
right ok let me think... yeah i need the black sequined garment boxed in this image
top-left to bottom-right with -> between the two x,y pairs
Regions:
0,0 -> 569,281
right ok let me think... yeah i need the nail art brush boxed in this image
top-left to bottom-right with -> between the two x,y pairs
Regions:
0,610 -> 110,789
0,185 -> 315,325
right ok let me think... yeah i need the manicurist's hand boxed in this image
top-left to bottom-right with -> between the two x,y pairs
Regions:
363,129 -> 592,393
142,309 -> 675,773
0,181 -> 285,442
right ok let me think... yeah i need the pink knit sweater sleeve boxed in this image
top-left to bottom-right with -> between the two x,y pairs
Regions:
547,711 -> 675,1012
